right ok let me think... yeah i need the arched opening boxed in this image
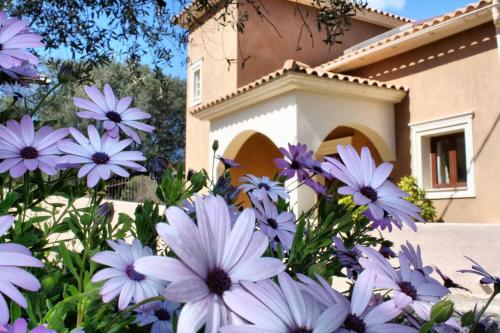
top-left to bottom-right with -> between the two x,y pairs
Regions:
220,132 -> 282,206
316,126 -> 383,163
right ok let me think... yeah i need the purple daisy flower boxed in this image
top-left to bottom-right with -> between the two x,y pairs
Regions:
135,195 -> 286,332
332,236 -> 362,279
0,231 -> 43,325
400,242 -> 433,279
251,195 -> 296,251
359,246 -> 449,320
0,61 -> 38,82
364,210 -> 403,232
74,84 -> 154,143
239,174 -> 288,202
297,270 -> 413,333
57,125 -> 146,187
0,215 -> 14,236
304,178 -> 327,195
0,11 -> 44,69
322,145 -> 423,231
133,301 -> 179,333
274,143 -> 314,181
0,319 -> 56,333
91,239 -> 167,310
0,115 -> 69,177
217,155 -> 241,169
458,256 -> 500,288
222,272 -> 349,333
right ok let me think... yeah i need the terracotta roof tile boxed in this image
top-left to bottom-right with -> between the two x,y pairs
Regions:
190,60 -> 407,114
318,0 -> 493,70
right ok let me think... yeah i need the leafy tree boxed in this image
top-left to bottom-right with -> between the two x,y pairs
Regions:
36,62 -> 186,165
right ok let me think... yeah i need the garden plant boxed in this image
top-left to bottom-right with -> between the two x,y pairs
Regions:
0,9 -> 498,333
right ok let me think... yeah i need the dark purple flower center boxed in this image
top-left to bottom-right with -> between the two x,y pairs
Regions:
206,268 -> 231,296
398,281 -> 418,300
154,308 -> 171,321
126,265 -> 146,281
92,152 -> 110,164
267,218 -> 278,229
360,186 -> 378,202
106,111 -> 122,123
290,160 -> 301,170
343,314 -> 366,333
20,146 -> 38,159
258,183 -> 271,191
292,328 -> 312,333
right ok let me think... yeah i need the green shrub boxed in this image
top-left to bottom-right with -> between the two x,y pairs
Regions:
397,176 -> 437,222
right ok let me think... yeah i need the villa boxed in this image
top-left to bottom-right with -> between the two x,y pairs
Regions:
178,0 -> 500,223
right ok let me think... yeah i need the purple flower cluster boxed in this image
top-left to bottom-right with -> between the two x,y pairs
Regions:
132,195 -> 285,332
274,143 -> 328,194
74,84 -> 154,143
322,145 -> 423,231
91,239 -> 166,310
58,126 -> 146,187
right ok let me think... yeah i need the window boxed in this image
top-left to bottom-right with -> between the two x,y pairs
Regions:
190,58 -> 202,106
430,133 -> 467,188
410,113 -> 475,199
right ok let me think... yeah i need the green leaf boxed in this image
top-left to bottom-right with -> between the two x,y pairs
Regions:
420,321 -> 435,333
59,242 -> 80,281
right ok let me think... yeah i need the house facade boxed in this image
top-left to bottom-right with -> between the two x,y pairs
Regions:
179,0 -> 500,223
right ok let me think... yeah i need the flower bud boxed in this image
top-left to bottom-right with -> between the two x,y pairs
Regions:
96,202 -> 115,223
57,62 -> 75,84
212,140 -> 219,152
430,299 -> 454,323
190,172 -> 207,191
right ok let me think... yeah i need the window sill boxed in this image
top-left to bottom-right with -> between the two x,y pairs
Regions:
425,187 -> 475,199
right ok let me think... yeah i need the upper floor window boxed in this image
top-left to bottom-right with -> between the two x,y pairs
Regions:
431,133 -> 467,188
190,58 -> 202,106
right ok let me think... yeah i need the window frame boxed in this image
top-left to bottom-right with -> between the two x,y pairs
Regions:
410,112 -> 475,199
430,133 -> 467,189
190,57 -> 203,106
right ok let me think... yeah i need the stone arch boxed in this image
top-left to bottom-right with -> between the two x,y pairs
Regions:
316,125 -> 384,163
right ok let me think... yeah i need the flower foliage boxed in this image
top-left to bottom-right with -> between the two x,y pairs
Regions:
0,8 -> 497,333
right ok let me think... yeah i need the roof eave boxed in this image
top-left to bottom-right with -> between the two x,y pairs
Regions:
190,72 -> 407,121
174,0 -> 412,29
322,3 -> 496,72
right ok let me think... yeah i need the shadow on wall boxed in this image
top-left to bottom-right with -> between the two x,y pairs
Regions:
350,23 -> 497,81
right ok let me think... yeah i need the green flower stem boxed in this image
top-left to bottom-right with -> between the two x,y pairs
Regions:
31,82 -> 62,117
105,295 -> 165,331
470,291 -> 499,332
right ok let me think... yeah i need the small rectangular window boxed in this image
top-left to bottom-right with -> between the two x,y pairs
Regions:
190,59 -> 202,105
430,132 -> 467,188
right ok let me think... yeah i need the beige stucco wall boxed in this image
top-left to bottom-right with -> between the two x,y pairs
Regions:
186,5 -> 239,173
348,23 -> 500,223
237,0 -> 389,86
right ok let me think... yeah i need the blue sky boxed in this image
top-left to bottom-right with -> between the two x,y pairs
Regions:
368,0 -> 477,20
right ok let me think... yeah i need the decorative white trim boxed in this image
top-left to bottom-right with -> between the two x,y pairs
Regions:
189,57 -> 203,107
410,112 -> 475,199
